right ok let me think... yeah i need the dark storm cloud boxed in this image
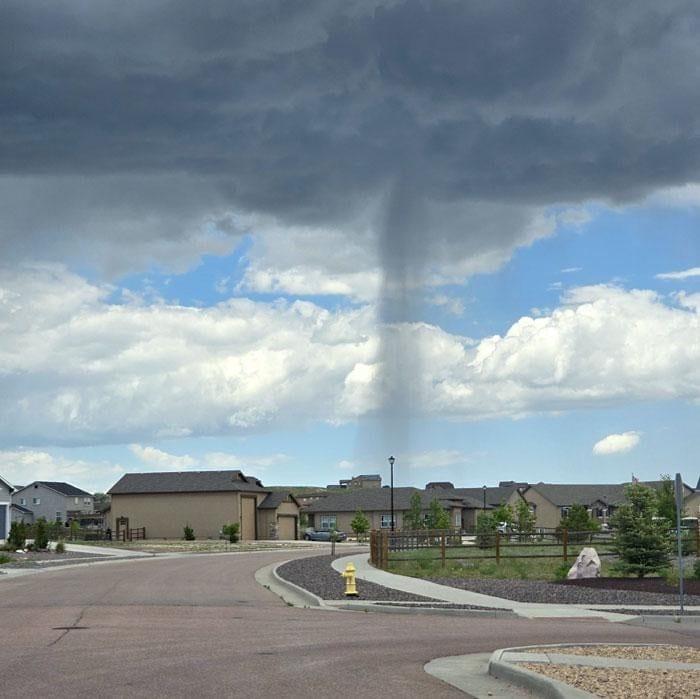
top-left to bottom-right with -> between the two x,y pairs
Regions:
3,1 -> 700,209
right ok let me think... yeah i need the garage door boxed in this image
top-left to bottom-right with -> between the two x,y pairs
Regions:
0,505 -> 6,539
240,497 -> 257,540
277,515 -> 296,541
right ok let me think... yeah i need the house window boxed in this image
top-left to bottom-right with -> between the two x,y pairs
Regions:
319,515 -> 336,531
83,498 -> 91,505
560,507 -> 569,517
74,497 -> 79,505
380,514 -> 396,529
20,498 -> 26,506
55,512 -> 62,522
33,497 -> 41,505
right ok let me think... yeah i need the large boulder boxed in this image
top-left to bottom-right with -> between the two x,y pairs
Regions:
566,547 -> 601,580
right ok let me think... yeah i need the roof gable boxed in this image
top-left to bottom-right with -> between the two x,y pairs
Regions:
14,481 -> 91,498
0,473 -> 14,494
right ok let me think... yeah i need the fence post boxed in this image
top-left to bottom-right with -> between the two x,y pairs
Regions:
696,526 -> 699,556
563,528 -> 568,562
381,531 -> 389,570
440,532 -> 446,568
495,530 -> 500,564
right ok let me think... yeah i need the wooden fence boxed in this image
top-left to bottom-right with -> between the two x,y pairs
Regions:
369,527 -> 700,570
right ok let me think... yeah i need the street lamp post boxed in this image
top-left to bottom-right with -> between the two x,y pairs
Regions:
482,485 -> 487,512
388,455 -> 396,532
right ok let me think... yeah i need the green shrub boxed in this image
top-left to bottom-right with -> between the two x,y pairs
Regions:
55,538 -> 66,554
34,518 -> 49,550
221,522 -> 240,543
553,563 -> 571,582
476,512 -> 496,548
183,524 -> 195,541
70,520 -> 80,540
8,522 -> 26,550
0,553 -> 11,564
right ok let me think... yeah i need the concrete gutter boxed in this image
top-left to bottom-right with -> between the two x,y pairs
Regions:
255,560 -> 328,609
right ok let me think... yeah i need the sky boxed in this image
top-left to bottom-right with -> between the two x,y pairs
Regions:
1,1 -> 700,492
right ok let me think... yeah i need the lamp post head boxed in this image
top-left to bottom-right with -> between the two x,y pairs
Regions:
482,484 -> 486,490
388,455 -> 395,467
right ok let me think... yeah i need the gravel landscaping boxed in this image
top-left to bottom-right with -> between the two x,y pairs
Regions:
428,577 -> 700,605
277,554 -> 444,602
524,645 -> 700,663
0,550 -> 109,569
373,601 -> 510,610
518,664 -> 698,698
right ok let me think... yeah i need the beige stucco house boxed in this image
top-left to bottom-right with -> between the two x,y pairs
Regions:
108,470 -> 300,540
305,486 -> 483,533
507,481 -> 696,530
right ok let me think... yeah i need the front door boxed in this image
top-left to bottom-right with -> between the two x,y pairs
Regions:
240,496 -> 257,541
277,515 -> 297,540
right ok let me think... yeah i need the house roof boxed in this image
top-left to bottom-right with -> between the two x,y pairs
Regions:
11,503 -> 32,514
14,481 -> 92,498
0,472 -> 15,493
108,470 -> 267,495
305,487 -> 482,513
448,484 -> 522,507
258,492 -> 300,510
523,481 -> 673,507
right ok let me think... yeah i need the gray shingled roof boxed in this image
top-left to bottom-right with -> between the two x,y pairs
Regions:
525,481 -> 671,507
11,503 -> 32,514
448,485 -> 521,507
15,481 -> 92,498
258,492 -> 299,510
108,470 -> 267,495
305,487 -> 482,513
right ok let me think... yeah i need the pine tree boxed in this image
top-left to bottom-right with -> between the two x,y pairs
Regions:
612,483 -> 672,578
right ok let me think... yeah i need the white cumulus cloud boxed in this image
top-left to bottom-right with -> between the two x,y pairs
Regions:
592,432 -> 641,455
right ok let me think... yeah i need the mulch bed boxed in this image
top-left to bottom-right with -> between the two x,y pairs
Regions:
428,577 -> 700,606
563,577 -> 700,595
277,554 -> 443,602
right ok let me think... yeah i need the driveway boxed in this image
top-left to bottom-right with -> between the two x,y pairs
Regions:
0,550 -> 697,697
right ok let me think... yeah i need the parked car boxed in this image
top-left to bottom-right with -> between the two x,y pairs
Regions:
303,528 -> 347,542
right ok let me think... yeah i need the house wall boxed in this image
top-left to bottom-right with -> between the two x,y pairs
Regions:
0,479 -> 11,540
12,483 -> 92,523
509,489 -> 561,529
258,501 -> 300,540
684,492 -> 700,518
110,492 -> 242,539
11,508 -> 34,525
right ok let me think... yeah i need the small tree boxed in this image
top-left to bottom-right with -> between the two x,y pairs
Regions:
350,509 -> 370,542
557,504 -> 601,544
55,538 -> 66,554
299,512 -> 309,530
476,512 -> 497,548
514,500 -> 536,541
8,521 -> 26,550
70,519 -> 80,541
612,483 -> 672,578
183,524 -> 195,541
34,518 -> 49,550
492,503 -> 514,529
425,498 -> 451,530
222,522 -> 240,543
403,492 -> 424,530
656,474 -> 678,524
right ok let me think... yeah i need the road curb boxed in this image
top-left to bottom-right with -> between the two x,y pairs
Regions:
255,560 -> 328,608
330,601 -> 517,618
488,646 -> 596,698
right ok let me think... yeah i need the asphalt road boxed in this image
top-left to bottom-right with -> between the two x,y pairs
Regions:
1,550 -> 698,698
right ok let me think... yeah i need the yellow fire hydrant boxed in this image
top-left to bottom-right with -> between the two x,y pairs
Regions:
341,562 -> 358,597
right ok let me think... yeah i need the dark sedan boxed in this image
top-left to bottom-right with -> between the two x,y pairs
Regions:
303,528 -> 348,542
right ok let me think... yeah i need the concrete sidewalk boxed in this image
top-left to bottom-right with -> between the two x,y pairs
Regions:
330,553 -> 693,621
65,543 -> 154,557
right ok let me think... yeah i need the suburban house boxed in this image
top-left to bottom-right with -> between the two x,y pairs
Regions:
0,474 -> 13,541
11,503 -> 34,525
327,474 -> 382,489
108,470 -> 300,540
506,481 -> 696,530
305,486 -> 484,532
11,481 -> 94,525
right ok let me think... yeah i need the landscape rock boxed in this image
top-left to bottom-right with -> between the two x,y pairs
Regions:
566,547 -> 601,580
